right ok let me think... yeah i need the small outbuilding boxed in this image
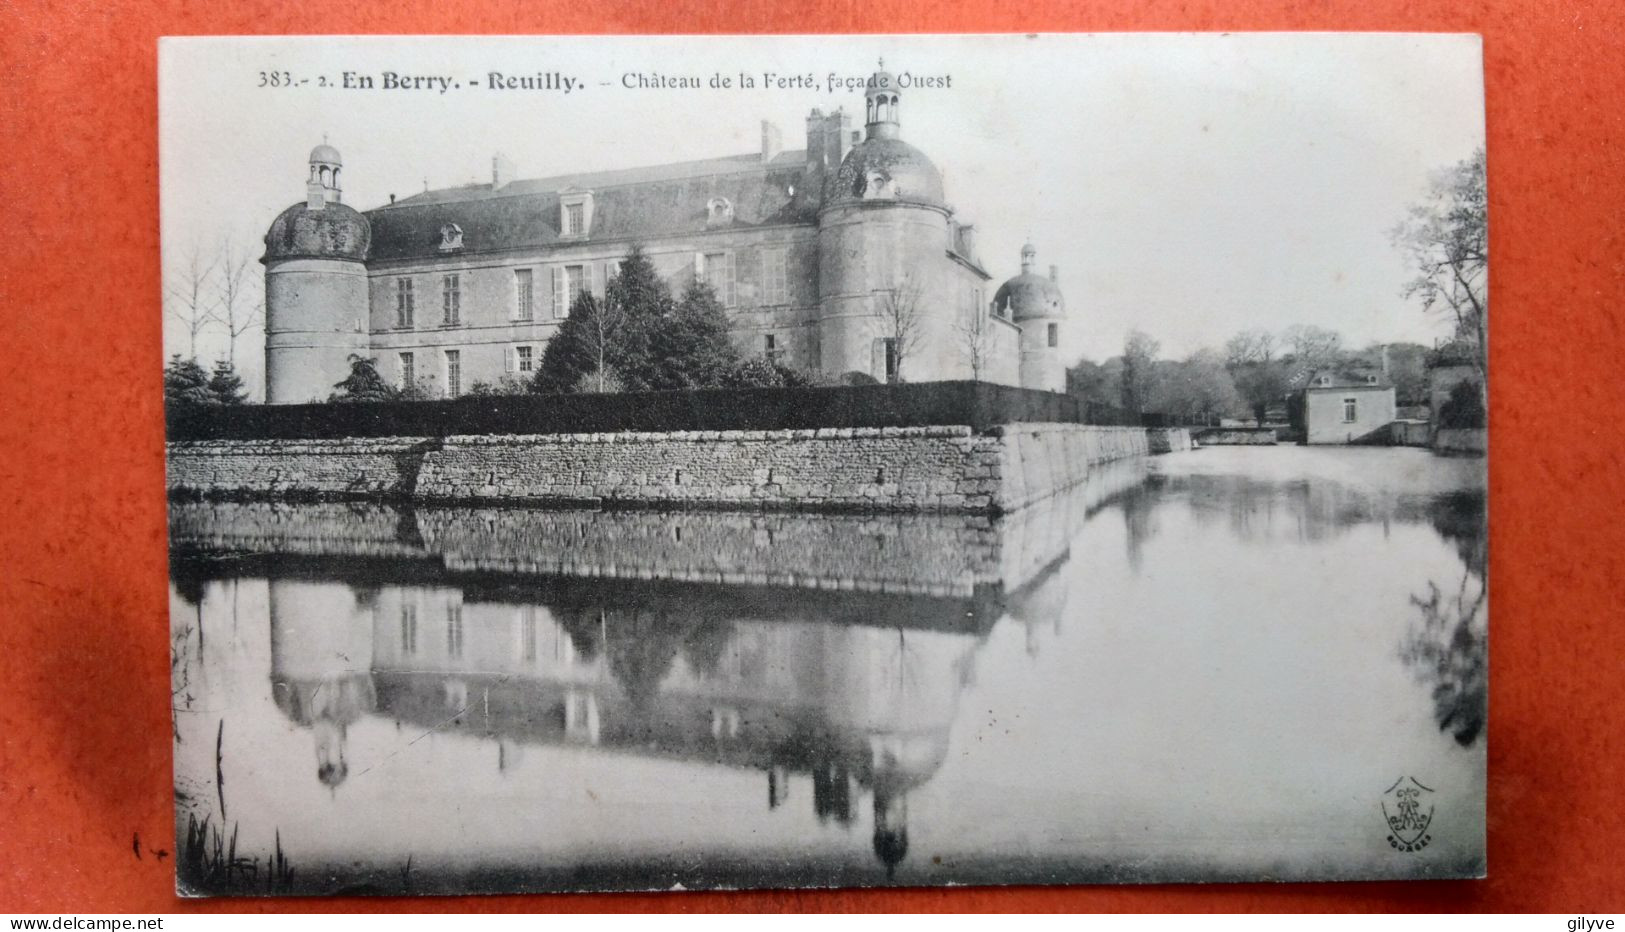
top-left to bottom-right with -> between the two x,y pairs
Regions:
1287,367 -> 1397,445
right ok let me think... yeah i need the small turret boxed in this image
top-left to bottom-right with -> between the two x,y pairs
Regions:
864,59 -> 901,141
993,243 -> 1068,392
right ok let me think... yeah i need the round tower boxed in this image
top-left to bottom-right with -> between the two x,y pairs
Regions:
993,243 -> 1067,393
262,143 -> 371,404
816,63 -> 955,384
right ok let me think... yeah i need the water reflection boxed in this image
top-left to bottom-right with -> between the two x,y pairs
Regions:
273,578 -> 976,875
169,448 -> 1487,894
1119,452 -> 1489,748
1402,491 -> 1488,747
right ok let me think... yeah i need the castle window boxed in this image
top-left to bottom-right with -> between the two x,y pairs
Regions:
438,223 -> 464,252
395,278 -> 415,328
399,604 -> 418,655
514,344 -> 534,373
446,604 -> 464,660
703,251 -> 736,307
762,246 -> 788,305
764,333 -> 783,364
398,352 -> 414,390
514,268 -> 534,321
559,191 -> 594,238
707,197 -> 734,226
444,349 -> 461,398
441,274 -> 461,326
1343,398 -> 1358,423
519,607 -> 537,663
1048,323 -> 1059,348
883,338 -> 899,384
554,264 -> 587,316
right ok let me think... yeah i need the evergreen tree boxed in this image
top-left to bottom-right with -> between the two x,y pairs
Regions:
329,354 -> 396,402
163,354 -> 215,407
533,245 -> 670,394
651,279 -> 741,388
207,358 -> 249,405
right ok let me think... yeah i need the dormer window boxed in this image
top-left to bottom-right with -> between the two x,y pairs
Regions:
1366,374 -> 1379,385
1316,375 -> 1332,387
559,190 -> 594,238
707,197 -> 734,226
438,223 -> 463,252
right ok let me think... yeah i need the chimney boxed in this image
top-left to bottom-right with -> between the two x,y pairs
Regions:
761,120 -> 783,163
306,180 -> 326,211
1049,264 -> 1059,283
805,109 -> 827,170
833,109 -> 855,164
492,152 -> 516,191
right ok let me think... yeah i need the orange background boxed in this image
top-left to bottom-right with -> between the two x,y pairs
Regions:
1,0 -> 1622,914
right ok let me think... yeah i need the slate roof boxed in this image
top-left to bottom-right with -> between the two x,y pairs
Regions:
365,150 -> 817,263
1288,367 -> 1393,391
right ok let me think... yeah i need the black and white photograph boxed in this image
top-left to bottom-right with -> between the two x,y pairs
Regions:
158,33 -> 1489,896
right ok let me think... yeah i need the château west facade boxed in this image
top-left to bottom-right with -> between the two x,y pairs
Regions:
261,66 -> 1069,403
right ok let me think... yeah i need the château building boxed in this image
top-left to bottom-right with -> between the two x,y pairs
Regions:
261,65 -> 1068,403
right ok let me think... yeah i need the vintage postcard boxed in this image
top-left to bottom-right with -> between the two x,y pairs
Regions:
159,34 -> 1488,895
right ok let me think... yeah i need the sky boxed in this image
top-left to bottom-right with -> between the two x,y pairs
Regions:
159,34 -> 1485,396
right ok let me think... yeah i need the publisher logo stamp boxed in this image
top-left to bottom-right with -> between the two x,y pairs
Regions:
1382,776 -> 1435,852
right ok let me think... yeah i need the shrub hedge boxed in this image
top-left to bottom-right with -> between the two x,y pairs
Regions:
166,381 -> 1143,441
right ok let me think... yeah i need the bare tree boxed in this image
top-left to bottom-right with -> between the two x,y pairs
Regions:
1280,324 -> 1344,368
1224,328 -> 1277,366
954,299 -> 994,381
1225,327 -> 1287,425
877,275 -> 926,383
166,242 -> 218,359
214,237 -> 263,367
578,292 -> 628,393
1392,149 -> 1488,383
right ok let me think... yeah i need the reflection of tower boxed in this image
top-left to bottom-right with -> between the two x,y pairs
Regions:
262,142 -> 372,403
872,789 -> 908,878
268,580 -> 377,788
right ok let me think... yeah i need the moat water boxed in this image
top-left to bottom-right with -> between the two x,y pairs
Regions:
168,446 -> 1487,895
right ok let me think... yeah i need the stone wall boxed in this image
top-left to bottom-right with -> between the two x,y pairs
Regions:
1146,428 -> 1193,454
988,424 -> 1147,512
167,423 -> 1154,514
417,426 -> 1013,511
1433,427 -> 1488,455
166,438 -> 434,499
1194,428 -> 1280,446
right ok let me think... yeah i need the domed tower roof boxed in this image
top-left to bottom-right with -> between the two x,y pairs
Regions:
993,243 -> 1065,321
830,137 -> 946,206
309,142 -> 343,167
262,200 -> 371,264
828,62 -> 945,207
825,61 -> 949,207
